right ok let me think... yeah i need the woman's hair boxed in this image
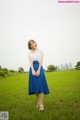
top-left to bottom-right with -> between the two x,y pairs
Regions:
28,40 -> 37,50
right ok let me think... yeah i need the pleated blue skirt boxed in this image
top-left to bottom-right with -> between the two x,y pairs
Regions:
28,61 -> 50,95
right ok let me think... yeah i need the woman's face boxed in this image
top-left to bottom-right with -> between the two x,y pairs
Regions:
30,41 -> 36,50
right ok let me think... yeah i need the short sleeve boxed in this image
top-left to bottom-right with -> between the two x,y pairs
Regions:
38,49 -> 43,62
40,50 -> 43,57
28,52 -> 30,58
28,52 -> 31,59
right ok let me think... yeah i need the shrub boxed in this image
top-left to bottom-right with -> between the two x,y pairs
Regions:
10,70 -> 16,72
75,61 -> 80,70
1,68 -> 8,74
18,67 -> 24,73
0,71 -> 5,77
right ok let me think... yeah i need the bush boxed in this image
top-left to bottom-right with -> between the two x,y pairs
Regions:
2,68 -> 8,71
18,67 -> 24,73
1,68 -> 8,74
47,65 -> 57,72
10,70 -> 16,72
3,70 -> 8,74
75,61 -> 80,70
0,65 -> 2,69
0,71 -> 5,77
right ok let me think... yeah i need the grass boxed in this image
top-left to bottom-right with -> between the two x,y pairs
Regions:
0,70 -> 80,120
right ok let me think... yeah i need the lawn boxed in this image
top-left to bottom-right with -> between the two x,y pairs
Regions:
0,70 -> 80,120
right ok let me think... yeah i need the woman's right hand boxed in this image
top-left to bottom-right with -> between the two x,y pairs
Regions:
32,69 -> 36,75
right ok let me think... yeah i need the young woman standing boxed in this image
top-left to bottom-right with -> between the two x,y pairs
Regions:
28,40 -> 49,111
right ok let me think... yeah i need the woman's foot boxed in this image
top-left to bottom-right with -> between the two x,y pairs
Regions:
39,104 -> 44,111
36,102 -> 40,108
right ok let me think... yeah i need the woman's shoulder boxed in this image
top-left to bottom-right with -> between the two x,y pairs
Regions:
28,48 -> 43,54
38,49 -> 44,55
40,49 -> 43,52
28,51 -> 32,57
37,48 -> 43,52
31,48 -> 43,53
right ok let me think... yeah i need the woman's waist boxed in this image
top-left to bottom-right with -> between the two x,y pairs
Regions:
33,61 -> 39,64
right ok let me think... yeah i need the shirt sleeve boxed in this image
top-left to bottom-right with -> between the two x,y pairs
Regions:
39,49 -> 43,61
40,50 -> 43,56
28,52 -> 31,59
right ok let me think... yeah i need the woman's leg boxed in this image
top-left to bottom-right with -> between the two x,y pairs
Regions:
35,93 -> 40,107
39,93 -> 44,105
38,93 -> 44,111
35,93 -> 44,110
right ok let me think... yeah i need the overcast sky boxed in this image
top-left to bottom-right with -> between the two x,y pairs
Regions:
0,0 -> 80,71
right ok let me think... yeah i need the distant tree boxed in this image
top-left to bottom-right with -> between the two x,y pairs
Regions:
0,65 -> 2,70
47,65 -> 57,72
75,61 -> 80,70
2,68 -> 8,71
1,68 -> 8,74
18,67 -> 24,73
10,70 -> 16,72
0,71 -> 5,77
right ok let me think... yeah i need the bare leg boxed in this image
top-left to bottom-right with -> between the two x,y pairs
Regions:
38,93 -> 44,111
35,93 -> 40,107
39,93 -> 44,105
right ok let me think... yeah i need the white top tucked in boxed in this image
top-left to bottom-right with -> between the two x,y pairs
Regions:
28,49 -> 43,62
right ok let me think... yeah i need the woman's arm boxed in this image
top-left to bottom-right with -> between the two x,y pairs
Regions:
36,52 -> 43,76
28,56 -> 36,75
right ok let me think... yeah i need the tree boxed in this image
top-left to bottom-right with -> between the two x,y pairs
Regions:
1,68 -> 8,74
18,67 -> 24,73
47,65 -> 57,72
75,61 -> 80,70
10,70 -> 17,73
0,71 -> 5,77
0,66 -> 2,70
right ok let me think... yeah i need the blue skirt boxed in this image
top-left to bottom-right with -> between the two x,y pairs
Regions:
28,61 -> 50,95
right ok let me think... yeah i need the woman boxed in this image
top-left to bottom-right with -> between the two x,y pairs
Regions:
28,40 -> 49,111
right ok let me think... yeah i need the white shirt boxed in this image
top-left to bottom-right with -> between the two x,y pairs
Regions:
28,49 -> 43,62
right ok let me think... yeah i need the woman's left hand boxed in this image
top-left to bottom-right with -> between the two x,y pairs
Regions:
36,70 -> 40,76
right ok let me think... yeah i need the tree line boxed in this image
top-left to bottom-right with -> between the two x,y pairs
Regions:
0,66 -> 25,77
0,61 -> 80,77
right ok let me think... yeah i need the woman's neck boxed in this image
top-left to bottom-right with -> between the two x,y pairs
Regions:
32,47 -> 38,51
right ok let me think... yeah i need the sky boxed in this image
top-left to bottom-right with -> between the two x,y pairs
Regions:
0,0 -> 80,71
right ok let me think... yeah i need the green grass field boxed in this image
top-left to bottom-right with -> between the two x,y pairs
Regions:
0,70 -> 80,120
